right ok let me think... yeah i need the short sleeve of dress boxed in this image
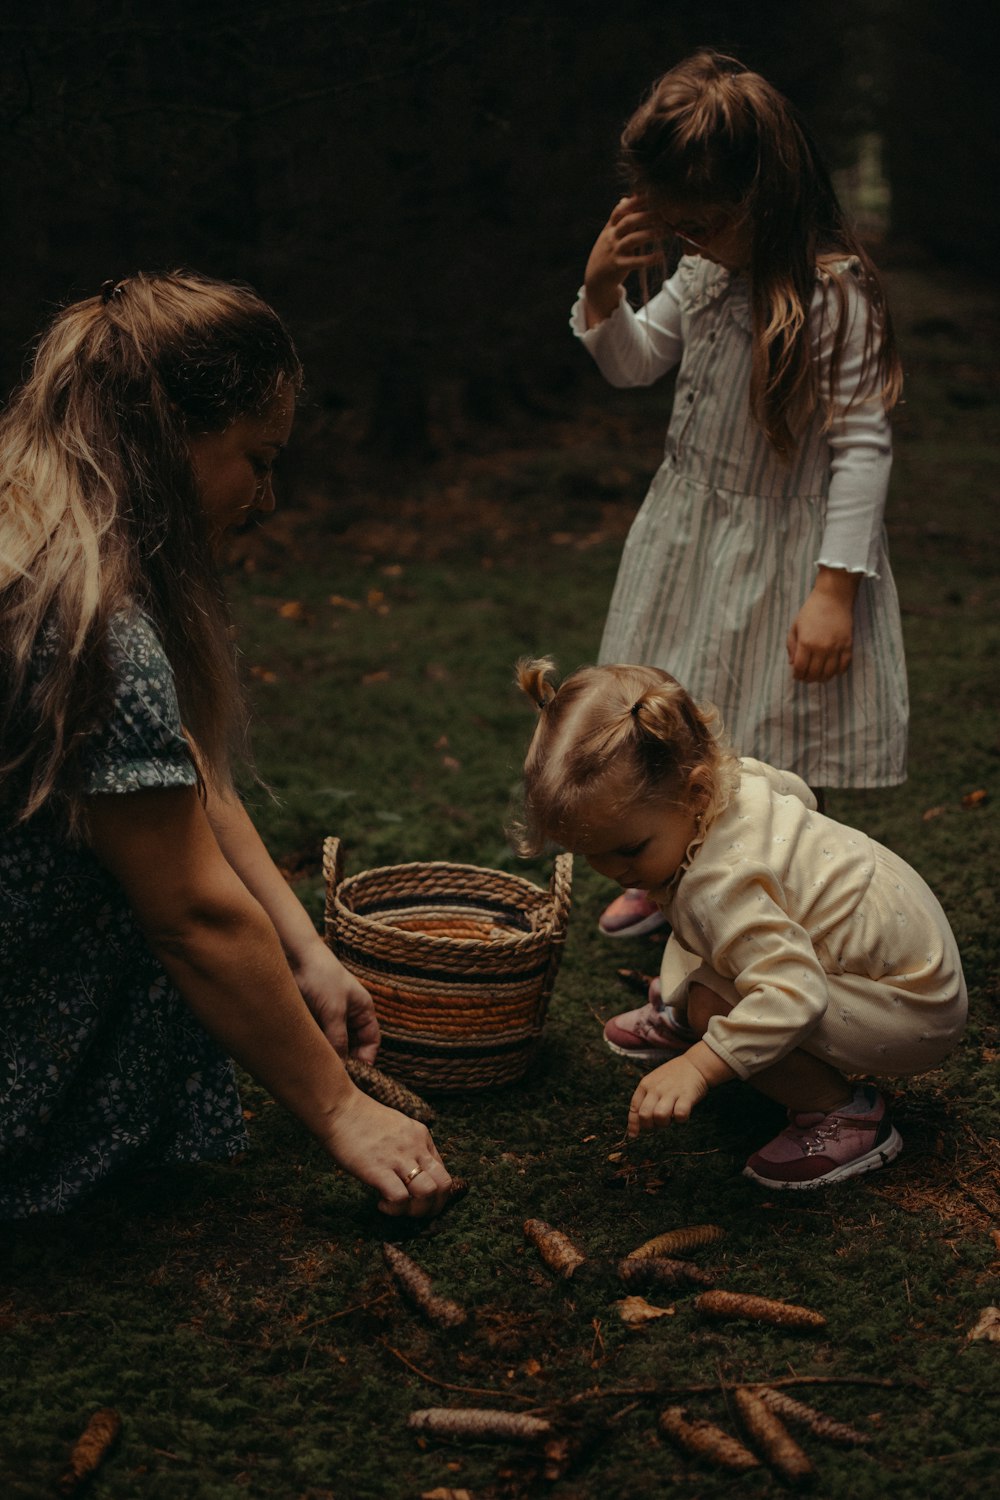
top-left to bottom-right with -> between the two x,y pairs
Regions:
79,612 -> 198,795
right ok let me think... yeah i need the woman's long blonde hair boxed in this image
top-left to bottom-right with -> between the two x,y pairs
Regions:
512,657 -> 740,857
622,50 -> 903,456
0,269 -> 302,832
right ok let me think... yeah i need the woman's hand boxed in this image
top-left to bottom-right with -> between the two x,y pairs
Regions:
787,566 -> 861,683
627,1055 -> 711,1137
584,194 -> 663,326
323,1088 -> 453,1217
293,942 -> 380,1063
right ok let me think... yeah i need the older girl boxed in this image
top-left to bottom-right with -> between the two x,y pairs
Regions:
0,271 -> 452,1219
572,51 -> 907,941
515,658 -> 965,1189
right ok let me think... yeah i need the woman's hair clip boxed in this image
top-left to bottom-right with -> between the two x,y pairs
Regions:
100,278 -> 129,305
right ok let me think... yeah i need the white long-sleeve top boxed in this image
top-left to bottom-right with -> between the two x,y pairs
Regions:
651,759 -> 964,1079
570,260 -> 893,577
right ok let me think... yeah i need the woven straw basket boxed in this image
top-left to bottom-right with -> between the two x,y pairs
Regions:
323,837 -> 573,1091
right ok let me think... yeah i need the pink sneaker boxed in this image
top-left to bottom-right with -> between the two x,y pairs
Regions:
603,998 -> 698,1062
743,1087 -> 902,1190
598,888 -> 667,939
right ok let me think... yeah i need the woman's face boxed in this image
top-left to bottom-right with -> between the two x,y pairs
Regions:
188,384 -> 296,536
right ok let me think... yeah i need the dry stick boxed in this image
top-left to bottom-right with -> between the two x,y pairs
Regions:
59,1408 -> 122,1496
382,1243 -> 468,1329
733,1387 -> 814,1485
758,1385 -> 871,1447
381,1340 -> 536,1403
551,1373 -> 919,1412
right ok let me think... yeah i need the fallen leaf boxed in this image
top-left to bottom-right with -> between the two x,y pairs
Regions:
961,789 -> 988,808
328,593 -> 362,611
921,805 -> 946,821
381,564 -> 404,577
425,662 -> 451,681
248,665 -> 278,683
278,599 -> 309,621
615,1295 -> 675,1326
966,1306 -> 1000,1342
441,755 -> 461,772
361,670 -> 391,686
521,1357 -> 543,1376
434,734 -> 450,750
366,588 -> 386,608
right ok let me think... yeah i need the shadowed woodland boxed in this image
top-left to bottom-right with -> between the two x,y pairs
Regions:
1,4 -> 998,1498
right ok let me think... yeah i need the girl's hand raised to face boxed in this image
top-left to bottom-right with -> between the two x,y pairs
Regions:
627,1054 -> 711,1136
584,195 -> 663,327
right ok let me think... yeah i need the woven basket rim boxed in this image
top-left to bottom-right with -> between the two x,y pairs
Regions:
336,855 -> 554,892
332,858 -> 561,950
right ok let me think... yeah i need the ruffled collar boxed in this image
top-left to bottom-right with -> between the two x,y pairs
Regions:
676,253 -> 863,336
675,255 -> 750,331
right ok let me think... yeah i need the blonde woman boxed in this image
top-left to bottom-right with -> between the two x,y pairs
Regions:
0,272 -> 452,1219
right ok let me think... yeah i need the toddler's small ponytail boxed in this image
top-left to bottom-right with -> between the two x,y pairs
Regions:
516,656 -> 557,712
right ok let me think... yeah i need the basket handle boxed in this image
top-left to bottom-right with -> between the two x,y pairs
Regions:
549,851 -> 574,939
533,851 -> 574,1024
322,835 -> 345,945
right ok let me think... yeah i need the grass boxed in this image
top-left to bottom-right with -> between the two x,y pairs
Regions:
2,264 -> 998,1498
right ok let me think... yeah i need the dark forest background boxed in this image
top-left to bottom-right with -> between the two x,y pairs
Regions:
1,0 -> 997,479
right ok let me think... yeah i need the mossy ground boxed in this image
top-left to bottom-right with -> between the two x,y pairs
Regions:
2,266 -> 998,1498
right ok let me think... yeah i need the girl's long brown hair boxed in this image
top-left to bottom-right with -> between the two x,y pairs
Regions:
0,270 -> 302,833
621,50 -> 902,455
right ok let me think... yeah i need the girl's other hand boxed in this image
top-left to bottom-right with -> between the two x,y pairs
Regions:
627,1055 -> 710,1137
294,943 -> 380,1063
323,1088 -> 454,1217
786,567 -> 861,683
584,195 -> 662,326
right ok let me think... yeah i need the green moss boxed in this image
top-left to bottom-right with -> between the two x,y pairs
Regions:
3,266 -> 999,1497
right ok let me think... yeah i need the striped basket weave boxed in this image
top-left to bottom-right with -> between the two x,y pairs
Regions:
323,837 -> 573,1091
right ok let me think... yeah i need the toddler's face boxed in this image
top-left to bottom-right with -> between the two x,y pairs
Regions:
568,777 -> 701,895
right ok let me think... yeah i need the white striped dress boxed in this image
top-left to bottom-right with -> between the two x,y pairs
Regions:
571,256 -> 908,788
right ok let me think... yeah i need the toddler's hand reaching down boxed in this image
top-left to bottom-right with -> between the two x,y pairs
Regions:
627,1054 -> 711,1137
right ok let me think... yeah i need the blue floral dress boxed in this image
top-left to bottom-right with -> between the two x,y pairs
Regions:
0,612 -> 247,1218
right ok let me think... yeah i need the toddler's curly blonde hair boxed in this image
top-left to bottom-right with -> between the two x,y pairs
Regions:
512,657 -> 740,856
